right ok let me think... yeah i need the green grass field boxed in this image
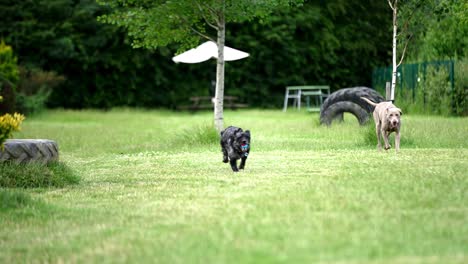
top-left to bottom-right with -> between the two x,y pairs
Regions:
1,109 -> 467,263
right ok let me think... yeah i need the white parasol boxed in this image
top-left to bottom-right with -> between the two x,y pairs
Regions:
172,41 -> 249,63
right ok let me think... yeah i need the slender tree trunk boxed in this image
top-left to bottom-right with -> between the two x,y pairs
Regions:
390,0 -> 398,102
214,12 -> 225,132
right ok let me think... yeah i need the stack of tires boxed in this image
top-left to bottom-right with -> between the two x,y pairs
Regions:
320,87 -> 385,126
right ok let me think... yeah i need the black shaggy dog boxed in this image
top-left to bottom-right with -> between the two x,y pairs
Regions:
220,126 -> 251,172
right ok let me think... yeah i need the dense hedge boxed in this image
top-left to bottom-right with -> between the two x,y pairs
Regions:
1,0 -> 394,109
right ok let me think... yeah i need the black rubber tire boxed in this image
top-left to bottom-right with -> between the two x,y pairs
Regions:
320,87 -> 385,114
0,139 -> 59,164
320,101 -> 370,126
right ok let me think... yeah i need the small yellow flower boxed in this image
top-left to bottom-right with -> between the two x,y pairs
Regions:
0,112 -> 26,149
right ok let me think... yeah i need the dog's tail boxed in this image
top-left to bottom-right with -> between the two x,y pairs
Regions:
360,97 -> 377,107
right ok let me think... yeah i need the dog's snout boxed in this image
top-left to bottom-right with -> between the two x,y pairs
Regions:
242,140 -> 247,144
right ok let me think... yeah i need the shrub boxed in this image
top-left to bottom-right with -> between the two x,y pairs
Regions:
15,67 -> 65,115
0,41 -> 19,114
0,40 -> 18,85
396,64 -> 456,116
421,66 -> 452,116
453,59 -> 467,116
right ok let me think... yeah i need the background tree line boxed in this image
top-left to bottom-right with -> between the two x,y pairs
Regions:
0,0 -> 466,113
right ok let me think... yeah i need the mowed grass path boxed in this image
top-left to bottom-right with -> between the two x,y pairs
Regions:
1,109 -> 467,263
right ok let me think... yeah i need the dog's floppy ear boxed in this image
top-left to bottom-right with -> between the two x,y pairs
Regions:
244,130 -> 250,137
397,108 -> 403,115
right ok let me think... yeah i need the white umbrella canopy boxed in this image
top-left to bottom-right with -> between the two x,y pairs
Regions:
172,41 -> 249,63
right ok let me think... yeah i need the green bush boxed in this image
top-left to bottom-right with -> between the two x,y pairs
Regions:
0,41 -> 18,114
0,41 -> 18,85
419,65 -> 452,116
395,62 -> 464,116
453,59 -> 467,116
15,67 -> 65,115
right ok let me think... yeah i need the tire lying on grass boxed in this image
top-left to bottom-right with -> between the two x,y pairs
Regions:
0,139 -> 59,164
320,87 -> 385,126
320,101 -> 371,126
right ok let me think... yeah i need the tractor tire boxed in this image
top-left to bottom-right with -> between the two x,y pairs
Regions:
320,101 -> 370,126
320,87 -> 385,114
0,139 -> 59,164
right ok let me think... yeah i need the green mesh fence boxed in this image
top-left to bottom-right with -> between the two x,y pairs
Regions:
372,60 -> 455,99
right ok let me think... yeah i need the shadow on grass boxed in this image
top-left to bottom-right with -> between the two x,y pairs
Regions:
0,162 -> 80,188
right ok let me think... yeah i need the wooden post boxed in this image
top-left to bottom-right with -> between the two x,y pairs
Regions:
386,82 -> 391,101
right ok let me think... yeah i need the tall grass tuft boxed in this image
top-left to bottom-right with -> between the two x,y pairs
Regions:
0,190 -> 37,210
362,120 -> 377,147
361,118 -> 415,148
174,124 -> 219,146
0,162 -> 80,188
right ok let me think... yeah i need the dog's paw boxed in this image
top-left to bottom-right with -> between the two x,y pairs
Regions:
222,158 -> 228,163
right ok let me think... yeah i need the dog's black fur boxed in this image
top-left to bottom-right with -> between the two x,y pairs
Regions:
220,126 -> 250,172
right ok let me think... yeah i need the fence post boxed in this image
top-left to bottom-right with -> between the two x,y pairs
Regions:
450,60 -> 455,113
386,82 -> 391,101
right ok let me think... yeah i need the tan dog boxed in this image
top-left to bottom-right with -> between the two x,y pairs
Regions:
361,97 -> 402,152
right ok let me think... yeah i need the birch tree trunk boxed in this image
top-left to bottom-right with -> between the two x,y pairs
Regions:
214,11 -> 225,132
390,0 -> 398,102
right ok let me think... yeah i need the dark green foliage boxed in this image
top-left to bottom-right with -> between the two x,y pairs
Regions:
421,66 -> 452,116
377,60 -> 467,116
0,162 -> 80,188
15,67 -> 65,115
15,91 -> 50,115
0,82 -> 16,114
385,0 -> 467,116
404,0 -> 467,61
453,59 -> 468,116
224,1 -> 392,107
0,0 -> 392,109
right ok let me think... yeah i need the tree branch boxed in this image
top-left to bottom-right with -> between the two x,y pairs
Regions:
175,13 -> 215,42
190,27 -> 216,42
400,4 -> 418,35
388,0 -> 394,10
194,0 -> 218,30
397,35 -> 412,67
